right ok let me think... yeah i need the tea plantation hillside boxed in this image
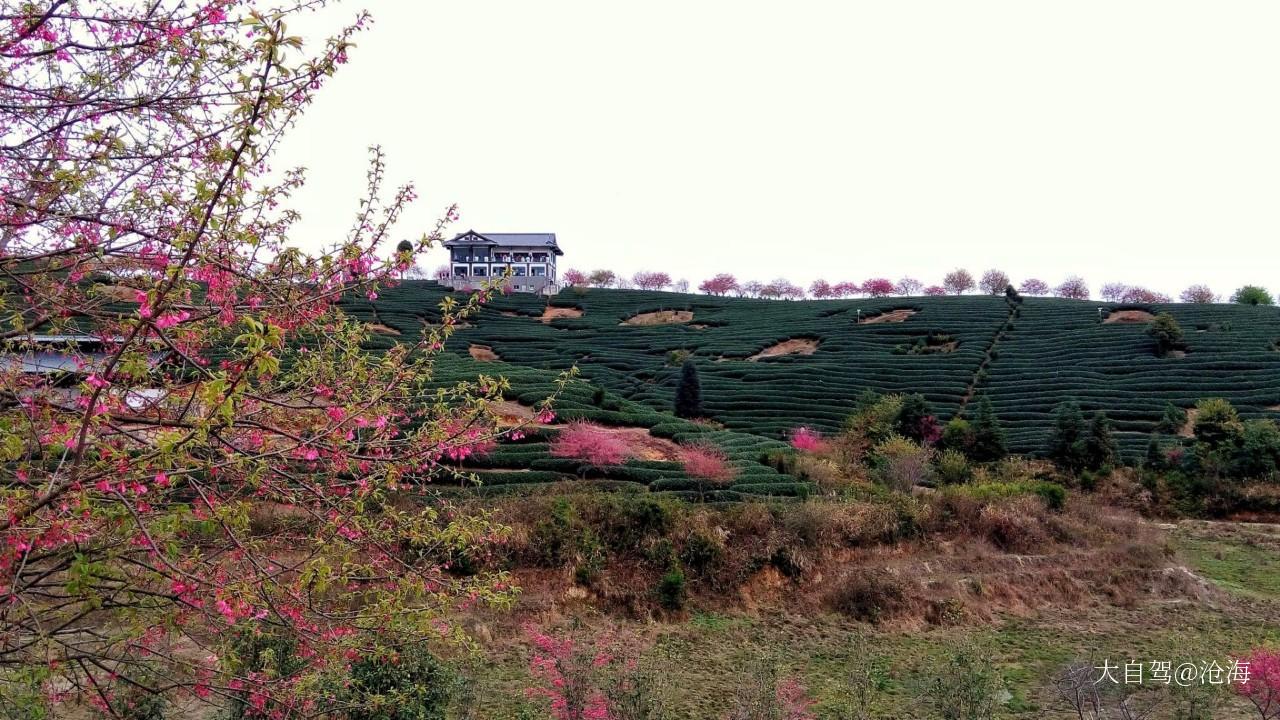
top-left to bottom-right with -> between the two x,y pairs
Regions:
343,281 -> 1280,457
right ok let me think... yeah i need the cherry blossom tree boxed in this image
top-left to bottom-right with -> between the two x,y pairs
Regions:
862,278 -> 896,297
563,268 -> 589,286
671,278 -> 690,293
699,273 -> 739,296
809,279 -> 834,299
1120,286 -> 1171,304
832,281 -> 861,298
1100,282 -> 1129,302
632,270 -> 672,291
978,269 -> 1010,295
550,423 -> 633,469
434,264 -> 453,281
1235,647 -> 1280,720
1019,278 -> 1050,296
895,277 -> 923,296
587,269 -> 618,288
762,279 -> 804,300
942,269 -> 975,295
924,285 -> 947,296
741,280 -> 765,298
681,442 -> 737,500
1054,276 -> 1091,300
788,427 -> 828,452
1180,285 -> 1218,304
0,3 -> 564,715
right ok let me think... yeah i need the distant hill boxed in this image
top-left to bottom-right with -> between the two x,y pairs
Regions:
345,281 -> 1280,459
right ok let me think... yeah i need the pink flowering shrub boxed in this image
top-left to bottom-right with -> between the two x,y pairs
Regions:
1236,648 -> 1280,719
788,426 -> 828,453
524,625 -> 658,720
551,422 -> 634,468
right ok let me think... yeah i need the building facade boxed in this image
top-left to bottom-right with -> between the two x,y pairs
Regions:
442,231 -> 563,294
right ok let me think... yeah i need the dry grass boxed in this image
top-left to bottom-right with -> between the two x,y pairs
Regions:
468,344 -> 500,361
621,310 -> 694,326
746,338 -> 819,360
1103,309 -> 1155,324
539,306 -> 583,322
859,308 -> 917,324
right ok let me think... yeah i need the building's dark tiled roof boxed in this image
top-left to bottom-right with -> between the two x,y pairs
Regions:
444,231 -> 563,255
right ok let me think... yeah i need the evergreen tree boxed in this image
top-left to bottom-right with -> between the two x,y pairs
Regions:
1145,312 -> 1184,357
1047,402 -> 1088,470
896,393 -> 936,443
1144,437 -> 1164,470
1084,411 -> 1119,470
968,395 -> 1007,462
1155,402 -> 1187,435
674,360 -> 703,418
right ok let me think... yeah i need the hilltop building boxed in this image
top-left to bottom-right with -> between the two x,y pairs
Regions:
442,231 -> 563,294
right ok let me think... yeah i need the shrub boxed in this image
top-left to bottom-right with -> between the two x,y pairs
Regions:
1234,420 -> 1280,480
1146,312 -> 1184,357
674,360 -> 703,418
1156,402 -> 1188,435
919,645 -> 1003,720
680,442 -> 737,500
787,426 -> 828,453
1231,285 -> 1274,306
1234,647 -> 1280,719
345,645 -> 455,720
827,569 -> 909,623
935,449 -> 973,485
657,567 -> 687,610
1193,398 -> 1243,449
896,393 -> 940,444
872,436 -> 934,492
550,422 -> 634,469
977,497 -> 1051,552
941,418 -> 975,456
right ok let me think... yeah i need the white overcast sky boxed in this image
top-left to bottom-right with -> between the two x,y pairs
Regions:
274,1 -> 1278,296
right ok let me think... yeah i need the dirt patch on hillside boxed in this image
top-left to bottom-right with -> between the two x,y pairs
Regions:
366,322 -> 401,336
490,401 -> 546,427
1104,309 -> 1155,324
1268,404 -> 1280,412
469,344 -> 500,362
540,306 -> 583,322
622,310 -> 694,326
1168,349 -> 1187,359
859,309 -> 916,324
747,338 -> 819,361
1179,408 -> 1200,438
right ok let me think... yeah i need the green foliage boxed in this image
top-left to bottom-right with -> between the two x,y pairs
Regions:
1146,312 -> 1185,357
918,645 -> 1003,720
968,396 -> 1007,462
1192,398 -> 1243,449
941,418 -> 974,456
1231,285 -> 1274,306
1234,419 -> 1280,479
674,360 -> 703,419
934,448 -> 973,485
345,645 -> 455,720
1156,402 -> 1188,435
846,393 -> 905,446
1084,411 -> 1119,470
895,393 -> 937,443
1046,402 -> 1088,471
657,567 -> 687,610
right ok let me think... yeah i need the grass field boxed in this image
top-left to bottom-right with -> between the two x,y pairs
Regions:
453,520 -> 1280,719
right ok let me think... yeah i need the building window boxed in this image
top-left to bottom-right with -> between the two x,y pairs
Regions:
531,265 -> 546,277
513,266 -> 527,276
533,253 -> 548,262
472,266 -> 487,277
453,266 -> 468,277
